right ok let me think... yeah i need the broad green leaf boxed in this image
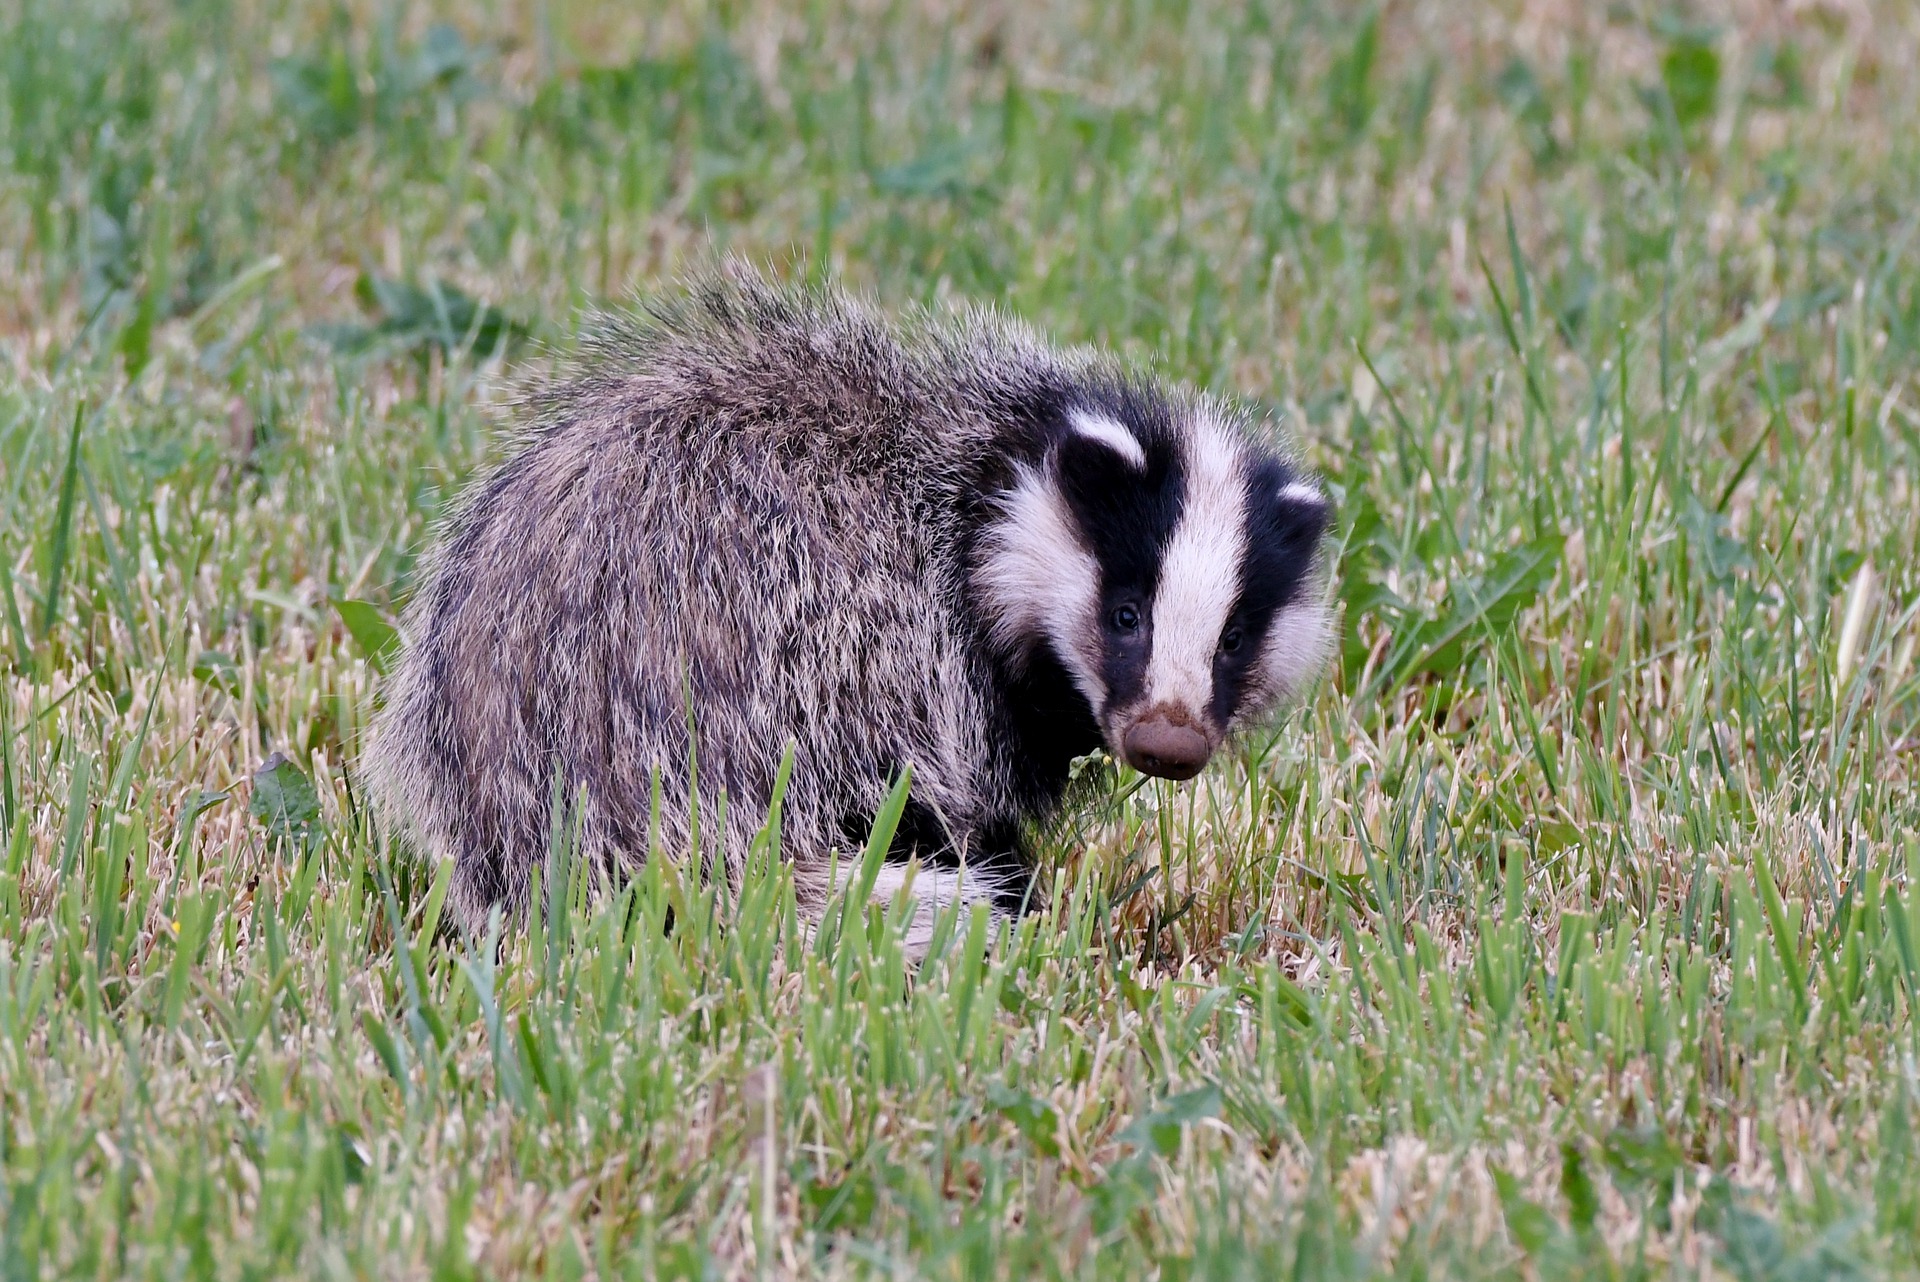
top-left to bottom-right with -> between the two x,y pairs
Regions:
1397,533 -> 1564,683
249,753 -> 322,853
334,597 -> 400,670
1121,1084 -> 1221,1158
986,1083 -> 1061,1157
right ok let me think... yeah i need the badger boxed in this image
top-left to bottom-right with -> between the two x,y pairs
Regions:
364,265 -> 1333,952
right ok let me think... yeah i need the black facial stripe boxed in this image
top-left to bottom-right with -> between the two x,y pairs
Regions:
1051,389 -> 1187,716
1209,458 -> 1330,723
1100,611 -> 1155,713
1209,643 -> 1261,726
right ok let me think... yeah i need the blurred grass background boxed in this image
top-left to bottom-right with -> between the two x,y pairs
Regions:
2,0 -> 1919,1276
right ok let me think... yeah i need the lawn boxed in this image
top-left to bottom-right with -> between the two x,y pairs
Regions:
3,0 -> 1919,1276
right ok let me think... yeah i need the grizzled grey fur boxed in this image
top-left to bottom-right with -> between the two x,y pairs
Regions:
364,264 -> 1332,943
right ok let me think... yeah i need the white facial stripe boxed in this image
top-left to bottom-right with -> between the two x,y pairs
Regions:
1067,409 -> 1146,469
1143,414 -> 1247,717
971,466 -> 1108,708
1255,597 -> 1334,707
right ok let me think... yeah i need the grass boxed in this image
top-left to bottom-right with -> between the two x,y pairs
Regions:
2,0 -> 1919,1275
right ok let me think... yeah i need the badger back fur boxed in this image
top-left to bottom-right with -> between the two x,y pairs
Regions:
364,265 -> 1332,946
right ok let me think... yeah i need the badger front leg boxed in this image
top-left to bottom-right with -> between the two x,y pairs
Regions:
808,802 -> 1036,962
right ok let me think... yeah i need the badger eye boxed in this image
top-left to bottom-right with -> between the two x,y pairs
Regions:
1218,626 -> 1244,655
1109,604 -> 1141,632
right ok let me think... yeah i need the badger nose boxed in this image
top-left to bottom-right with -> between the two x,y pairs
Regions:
1122,715 -> 1212,780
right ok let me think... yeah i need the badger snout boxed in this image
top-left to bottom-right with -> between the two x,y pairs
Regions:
1120,711 -> 1213,780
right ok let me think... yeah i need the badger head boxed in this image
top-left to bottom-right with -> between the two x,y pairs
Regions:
973,396 -> 1331,780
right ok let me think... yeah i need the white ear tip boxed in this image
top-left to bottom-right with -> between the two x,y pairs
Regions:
1066,409 -> 1147,469
1277,481 -> 1326,507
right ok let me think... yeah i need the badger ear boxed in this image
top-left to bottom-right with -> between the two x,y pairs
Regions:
1265,479 -> 1331,553
1060,409 -> 1146,471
